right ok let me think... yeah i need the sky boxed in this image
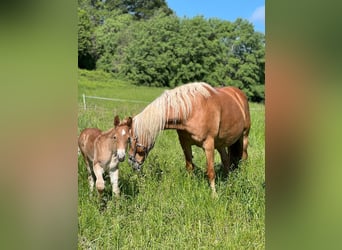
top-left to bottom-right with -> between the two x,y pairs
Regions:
166,0 -> 265,33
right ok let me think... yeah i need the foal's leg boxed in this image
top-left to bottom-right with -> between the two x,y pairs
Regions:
177,130 -> 194,172
86,158 -> 95,192
203,138 -> 217,197
109,155 -> 120,198
93,162 -> 105,196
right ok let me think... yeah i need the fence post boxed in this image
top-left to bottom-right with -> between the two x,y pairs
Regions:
83,94 -> 86,110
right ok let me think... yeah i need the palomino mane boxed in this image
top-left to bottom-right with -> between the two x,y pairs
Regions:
133,82 -> 215,147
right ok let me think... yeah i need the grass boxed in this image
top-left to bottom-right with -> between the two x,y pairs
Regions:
78,69 -> 265,249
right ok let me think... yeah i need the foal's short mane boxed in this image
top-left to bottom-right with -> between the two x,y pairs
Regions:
133,82 -> 215,147
117,117 -> 131,127
100,118 -> 130,137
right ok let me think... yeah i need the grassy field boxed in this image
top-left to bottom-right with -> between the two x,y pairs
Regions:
78,70 -> 265,249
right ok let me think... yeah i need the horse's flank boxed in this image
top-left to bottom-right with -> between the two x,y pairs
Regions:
133,82 -> 215,148
78,128 -> 102,163
93,127 -> 117,167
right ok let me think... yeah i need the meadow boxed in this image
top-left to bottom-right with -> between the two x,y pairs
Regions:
78,70 -> 265,249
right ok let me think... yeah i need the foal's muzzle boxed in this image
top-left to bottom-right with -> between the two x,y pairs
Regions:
117,149 -> 126,162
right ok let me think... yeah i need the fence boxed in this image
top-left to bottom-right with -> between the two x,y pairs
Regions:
82,94 -> 149,110
81,94 -> 263,111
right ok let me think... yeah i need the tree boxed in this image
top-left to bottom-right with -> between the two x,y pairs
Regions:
122,13 -> 180,86
77,0 -> 265,101
223,19 -> 265,100
78,7 -> 97,69
94,12 -> 133,72
105,0 -> 173,20
121,15 -> 265,101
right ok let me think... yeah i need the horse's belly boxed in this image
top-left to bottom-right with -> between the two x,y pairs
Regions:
216,123 -> 244,147
215,134 -> 239,148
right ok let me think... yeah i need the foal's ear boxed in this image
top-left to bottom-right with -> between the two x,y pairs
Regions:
127,117 -> 132,128
114,115 -> 120,127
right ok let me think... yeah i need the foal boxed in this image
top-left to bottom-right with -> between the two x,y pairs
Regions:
78,115 -> 132,198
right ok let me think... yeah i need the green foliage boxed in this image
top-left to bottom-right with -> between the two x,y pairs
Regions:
78,0 -> 265,102
122,13 -> 181,87
105,0 -> 173,20
78,7 -> 96,69
78,71 -> 265,249
94,12 -> 133,72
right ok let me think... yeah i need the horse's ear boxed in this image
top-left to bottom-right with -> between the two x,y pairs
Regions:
114,115 -> 120,127
127,117 -> 132,128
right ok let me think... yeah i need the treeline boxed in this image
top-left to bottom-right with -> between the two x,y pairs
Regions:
78,0 -> 265,102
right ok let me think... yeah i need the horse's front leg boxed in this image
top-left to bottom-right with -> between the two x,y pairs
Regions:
203,138 -> 217,197
177,130 -> 194,172
109,155 -> 120,198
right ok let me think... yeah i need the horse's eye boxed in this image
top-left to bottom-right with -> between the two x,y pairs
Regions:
113,135 -> 117,140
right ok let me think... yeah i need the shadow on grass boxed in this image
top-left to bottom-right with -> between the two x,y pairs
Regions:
95,158 -> 248,211
190,161 -> 243,183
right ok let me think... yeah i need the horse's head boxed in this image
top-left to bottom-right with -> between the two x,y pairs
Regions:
114,115 -> 132,162
128,136 -> 146,171
128,124 -> 152,171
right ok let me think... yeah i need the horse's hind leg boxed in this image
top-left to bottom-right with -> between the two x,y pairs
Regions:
229,136 -> 244,170
242,129 -> 249,160
177,130 -> 195,172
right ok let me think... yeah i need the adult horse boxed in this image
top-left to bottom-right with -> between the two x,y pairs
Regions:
128,82 -> 250,195
78,115 -> 132,197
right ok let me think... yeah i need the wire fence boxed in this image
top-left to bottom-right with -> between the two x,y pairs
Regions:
82,94 -> 149,110
80,94 -> 264,112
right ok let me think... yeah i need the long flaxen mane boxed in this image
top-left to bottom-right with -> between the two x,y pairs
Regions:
133,82 -> 215,148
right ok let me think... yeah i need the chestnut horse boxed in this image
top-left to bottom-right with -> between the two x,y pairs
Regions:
78,115 -> 132,197
128,82 -> 250,195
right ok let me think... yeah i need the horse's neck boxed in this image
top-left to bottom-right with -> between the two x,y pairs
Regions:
164,119 -> 184,130
164,109 -> 186,130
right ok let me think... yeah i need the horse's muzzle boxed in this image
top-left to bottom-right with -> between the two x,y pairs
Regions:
128,155 -> 142,171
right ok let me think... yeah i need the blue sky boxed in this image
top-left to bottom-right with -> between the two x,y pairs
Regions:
166,0 -> 265,33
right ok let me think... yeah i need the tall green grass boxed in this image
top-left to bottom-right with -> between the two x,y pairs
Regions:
78,70 -> 265,249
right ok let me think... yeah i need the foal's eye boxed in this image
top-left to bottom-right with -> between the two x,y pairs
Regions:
113,135 -> 117,140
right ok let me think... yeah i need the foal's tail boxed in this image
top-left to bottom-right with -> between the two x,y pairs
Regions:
77,135 -> 81,156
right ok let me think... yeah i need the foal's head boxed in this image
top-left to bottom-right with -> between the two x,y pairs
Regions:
114,115 -> 132,162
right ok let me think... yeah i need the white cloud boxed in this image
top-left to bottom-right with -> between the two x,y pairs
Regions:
250,6 -> 265,23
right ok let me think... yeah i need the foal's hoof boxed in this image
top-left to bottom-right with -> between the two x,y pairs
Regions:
211,191 -> 219,199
